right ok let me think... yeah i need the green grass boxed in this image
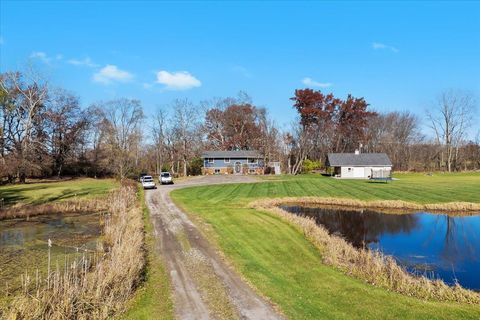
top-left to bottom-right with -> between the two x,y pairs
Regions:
0,178 -> 117,206
121,186 -> 174,320
171,173 -> 480,319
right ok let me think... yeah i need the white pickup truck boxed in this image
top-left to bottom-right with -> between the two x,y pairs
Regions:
141,175 -> 156,189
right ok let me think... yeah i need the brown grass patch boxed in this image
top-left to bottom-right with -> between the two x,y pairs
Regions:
0,198 -> 109,220
3,183 -> 145,319
251,198 -> 480,304
252,197 -> 480,215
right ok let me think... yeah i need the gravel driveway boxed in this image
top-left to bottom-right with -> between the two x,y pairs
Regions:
145,175 -> 283,320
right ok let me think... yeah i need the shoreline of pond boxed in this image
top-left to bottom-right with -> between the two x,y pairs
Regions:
251,196 -> 480,216
250,198 -> 480,304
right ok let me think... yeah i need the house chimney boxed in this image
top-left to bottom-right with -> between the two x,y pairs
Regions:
355,149 -> 360,155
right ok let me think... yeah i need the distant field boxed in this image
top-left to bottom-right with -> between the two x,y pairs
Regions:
0,178 -> 117,207
172,173 -> 480,319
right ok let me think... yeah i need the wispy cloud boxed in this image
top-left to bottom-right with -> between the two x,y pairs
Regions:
302,77 -> 332,88
372,42 -> 399,53
68,57 -> 99,68
156,70 -> 201,90
30,52 -> 51,64
232,65 -> 252,78
30,51 -> 63,64
93,65 -> 133,84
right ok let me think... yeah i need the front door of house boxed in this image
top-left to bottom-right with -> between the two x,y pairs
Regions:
234,161 -> 242,174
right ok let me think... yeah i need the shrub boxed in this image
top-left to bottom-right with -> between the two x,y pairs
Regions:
302,159 -> 322,173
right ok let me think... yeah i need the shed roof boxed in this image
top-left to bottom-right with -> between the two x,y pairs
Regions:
202,150 -> 262,158
327,153 -> 392,167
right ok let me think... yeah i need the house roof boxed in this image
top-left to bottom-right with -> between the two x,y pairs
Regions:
327,153 -> 392,167
202,150 -> 262,158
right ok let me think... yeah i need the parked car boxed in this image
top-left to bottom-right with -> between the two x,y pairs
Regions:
139,173 -> 149,182
159,172 -> 173,185
141,175 -> 156,189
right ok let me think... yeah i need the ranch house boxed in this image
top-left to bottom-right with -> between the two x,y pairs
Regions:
326,151 -> 392,179
202,150 -> 265,175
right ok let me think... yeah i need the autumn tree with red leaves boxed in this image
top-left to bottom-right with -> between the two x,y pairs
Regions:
204,103 -> 269,151
288,89 -> 376,174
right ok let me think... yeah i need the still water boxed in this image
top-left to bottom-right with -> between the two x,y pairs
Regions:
0,213 -> 102,294
281,205 -> 480,291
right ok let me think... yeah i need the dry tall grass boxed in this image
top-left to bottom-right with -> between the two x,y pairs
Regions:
253,197 -> 480,214
0,198 -> 109,220
251,198 -> 480,304
3,183 -> 145,319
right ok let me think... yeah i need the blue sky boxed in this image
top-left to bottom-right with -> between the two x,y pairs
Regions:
1,1 -> 479,137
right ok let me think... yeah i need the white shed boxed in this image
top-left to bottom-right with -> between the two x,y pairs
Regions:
326,152 -> 392,179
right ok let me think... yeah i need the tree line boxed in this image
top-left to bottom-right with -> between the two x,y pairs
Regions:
1,70 -> 478,183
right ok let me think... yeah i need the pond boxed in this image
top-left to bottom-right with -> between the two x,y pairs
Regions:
281,205 -> 480,291
0,213 -> 102,296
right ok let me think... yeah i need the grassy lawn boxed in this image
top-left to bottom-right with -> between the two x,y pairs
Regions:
121,187 -> 174,320
171,173 -> 480,319
0,178 -> 117,206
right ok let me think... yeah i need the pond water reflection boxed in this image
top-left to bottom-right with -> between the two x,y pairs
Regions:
281,205 -> 480,291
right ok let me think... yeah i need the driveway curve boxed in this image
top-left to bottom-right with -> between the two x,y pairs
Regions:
145,175 -> 283,320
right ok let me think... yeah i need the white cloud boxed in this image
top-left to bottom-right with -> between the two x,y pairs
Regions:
232,65 -> 252,78
30,51 -> 52,64
29,51 -> 63,64
372,42 -> 399,53
93,65 -> 133,84
302,77 -> 332,88
68,57 -> 99,68
156,70 -> 201,90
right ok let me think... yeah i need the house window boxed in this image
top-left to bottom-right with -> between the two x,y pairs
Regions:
214,169 -> 221,174
248,158 -> 258,164
224,158 -> 230,163
207,158 -> 214,164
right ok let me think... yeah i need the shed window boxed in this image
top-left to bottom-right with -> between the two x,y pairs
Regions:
224,158 -> 230,163
207,158 -> 214,163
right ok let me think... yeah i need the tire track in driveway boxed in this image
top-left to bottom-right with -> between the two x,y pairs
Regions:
145,175 -> 284,320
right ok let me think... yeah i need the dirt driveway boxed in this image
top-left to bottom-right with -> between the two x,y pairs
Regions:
145,175 -> 283,320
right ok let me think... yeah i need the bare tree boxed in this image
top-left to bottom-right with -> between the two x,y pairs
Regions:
102,99 -> 144,179
426,90 -> 476,172
151,109 -> 169,175
46,88 -> 89,177
172,99 -> 199,177
0,70 -> 48,182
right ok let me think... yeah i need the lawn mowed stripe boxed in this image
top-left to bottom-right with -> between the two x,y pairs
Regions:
172,173 -> 480,319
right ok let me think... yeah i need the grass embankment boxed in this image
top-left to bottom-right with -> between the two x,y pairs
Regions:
120,187 -> 174,320
171,173 -> 480,319
0,178 -> 117,219
4,182 -> 145,319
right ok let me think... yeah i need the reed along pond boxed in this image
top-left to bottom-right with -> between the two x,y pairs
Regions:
0,213 -> 102,296
281,205 -> 480,291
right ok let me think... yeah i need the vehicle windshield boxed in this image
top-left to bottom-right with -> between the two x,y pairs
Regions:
161,173 -> 171,177
143,176 -> 153,181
